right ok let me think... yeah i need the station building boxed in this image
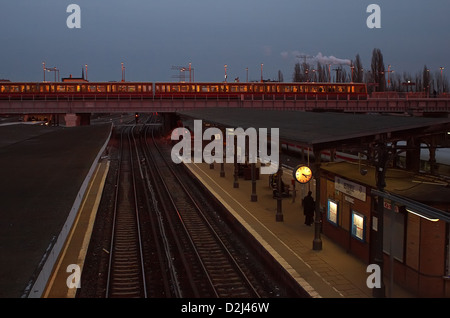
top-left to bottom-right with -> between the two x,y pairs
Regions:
320,161 -> 450,297
177,108 -> 450,297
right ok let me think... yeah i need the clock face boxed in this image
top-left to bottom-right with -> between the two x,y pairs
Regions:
293,165 -> 312,184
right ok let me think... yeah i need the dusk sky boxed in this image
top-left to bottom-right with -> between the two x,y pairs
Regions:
0,0 -> 449,82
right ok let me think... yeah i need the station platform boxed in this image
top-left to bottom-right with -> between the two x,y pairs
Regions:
0,123 -> 111,298
42,160 -> 110,298
184,161 -> 416,298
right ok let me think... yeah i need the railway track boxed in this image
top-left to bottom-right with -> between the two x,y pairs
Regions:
141,125 -> 261,298
105,126 -> 147,298
79,116 -> 308,298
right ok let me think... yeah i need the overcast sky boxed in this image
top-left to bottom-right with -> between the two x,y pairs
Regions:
0,0 -> 449,82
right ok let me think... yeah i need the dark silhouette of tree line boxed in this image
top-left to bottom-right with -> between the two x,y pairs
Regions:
291,48 -> 448,96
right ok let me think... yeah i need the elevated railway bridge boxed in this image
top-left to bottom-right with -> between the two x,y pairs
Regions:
1,81 -> 450,126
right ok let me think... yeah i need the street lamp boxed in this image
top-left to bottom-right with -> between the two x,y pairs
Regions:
224,64 -> 227,82
85,64 -> 88,81
260,63 -> 264,82
121,62 -> 125,82
440,67 -> 445,93
42,62 -> 60,82
386,65 -> 394,90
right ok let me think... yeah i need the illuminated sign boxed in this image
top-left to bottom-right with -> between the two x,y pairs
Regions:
335,176 -> 366,202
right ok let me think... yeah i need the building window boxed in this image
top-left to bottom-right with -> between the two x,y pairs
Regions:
327,199 -> 339,226
351,211 -> 366,242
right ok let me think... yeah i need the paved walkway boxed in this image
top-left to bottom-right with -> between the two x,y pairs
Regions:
43,160 -> 109,298
185,162 -> 415,298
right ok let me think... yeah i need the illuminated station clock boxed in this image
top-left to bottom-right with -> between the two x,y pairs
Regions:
293,165 -> 312,184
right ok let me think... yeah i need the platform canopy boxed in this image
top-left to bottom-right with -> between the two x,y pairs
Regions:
177,108 -> 450,151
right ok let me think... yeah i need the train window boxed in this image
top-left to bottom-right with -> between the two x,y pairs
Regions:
126,86 -> 135,93
254,85 -> 263,93
340,86 -> 348,93
210,85 -> 218,92
1,85 -> 8,93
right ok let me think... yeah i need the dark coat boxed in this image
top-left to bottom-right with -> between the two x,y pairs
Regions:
303,194 -> 315,216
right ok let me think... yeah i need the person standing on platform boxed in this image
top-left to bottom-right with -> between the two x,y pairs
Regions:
302,191 -> 315,226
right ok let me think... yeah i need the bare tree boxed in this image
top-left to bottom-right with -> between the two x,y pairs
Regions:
293,63 -> 302,82
371,48 -> 386,91
354,54 -> 364,83
278,70 -> 284,82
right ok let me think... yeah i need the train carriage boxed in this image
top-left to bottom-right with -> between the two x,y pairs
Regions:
0,82 -> 153,100
1,81 -> 367,100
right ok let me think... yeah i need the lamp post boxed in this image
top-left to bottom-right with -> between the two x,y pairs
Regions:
246,67 -> 248,82
386,65 -> 394,90
121,62 -> 125,82
260,63 -> 264,82
224,64 -> 227,82
85,64 -> 88,81
42,62 -> 59,82
440,67 -> 445,93
372,142 -> 389,298
350,65 -> 355,83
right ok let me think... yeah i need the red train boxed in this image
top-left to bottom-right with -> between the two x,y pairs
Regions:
0,81 -> 368,100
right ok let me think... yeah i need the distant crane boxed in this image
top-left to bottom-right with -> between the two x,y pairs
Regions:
171,63 -> 194,82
